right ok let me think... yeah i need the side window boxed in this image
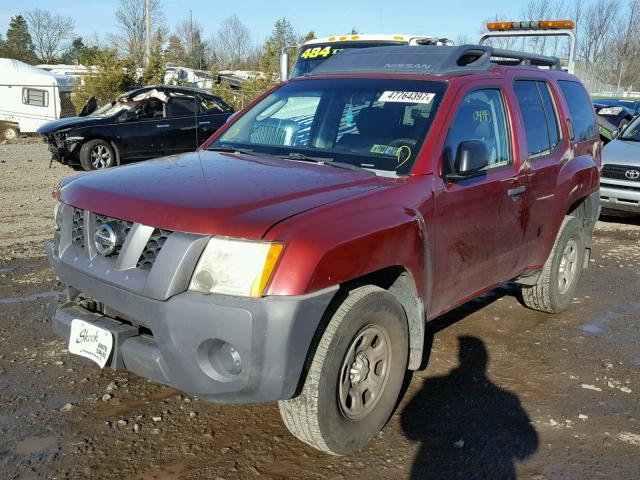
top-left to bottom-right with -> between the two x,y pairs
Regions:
514,80 -> 561,158
537,82 -> 561,150
22,88 -> 48,107
443,89 -> 511,173
558,80 -> 597,142
169,96 -> 197,117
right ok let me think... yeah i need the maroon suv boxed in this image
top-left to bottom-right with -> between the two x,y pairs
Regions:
46,45 -> 600,455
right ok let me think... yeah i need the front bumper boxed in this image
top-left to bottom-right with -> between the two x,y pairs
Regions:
600,182 -> 640,214
46,240 -> 337,403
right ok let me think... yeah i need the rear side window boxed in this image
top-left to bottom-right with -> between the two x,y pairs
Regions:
514,80 -> 561,158
558,80 -> 597,142
22,88 -> 48,107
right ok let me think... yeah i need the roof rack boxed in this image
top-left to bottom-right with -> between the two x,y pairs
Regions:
308,44 -> 563,77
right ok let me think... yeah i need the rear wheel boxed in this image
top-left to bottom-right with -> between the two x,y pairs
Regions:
79,139 -> 116,171
2,125 -> 19,141
278,285 -> 409,455
522,216 -> 585,313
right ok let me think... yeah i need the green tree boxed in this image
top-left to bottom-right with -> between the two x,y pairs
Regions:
139,30 -> 166,85
4,15 -> 37,63
260,18 -> 297,78
59,37 -> 100,65
164,34 -> 186,65
72,49 -> 138,111
0,34 -> 6,56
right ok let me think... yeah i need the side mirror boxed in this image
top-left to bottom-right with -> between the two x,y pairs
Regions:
612,128 -> 620,139
446,140 -> 489,181
279,52 -> 290,82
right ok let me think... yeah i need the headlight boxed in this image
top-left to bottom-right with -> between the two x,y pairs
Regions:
189,237 -> 284,297
598,106 -> 623,115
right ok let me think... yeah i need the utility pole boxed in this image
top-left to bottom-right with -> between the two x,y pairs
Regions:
145,0 -> 151,67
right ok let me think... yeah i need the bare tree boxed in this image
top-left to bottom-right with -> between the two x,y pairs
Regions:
213,15 -> 251,69
24,9 -> 75,63
111,0 -> 164,65
175,19 -> 210,69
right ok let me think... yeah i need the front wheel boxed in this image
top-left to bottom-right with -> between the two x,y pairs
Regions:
79,139 -> 116,171
278,285 -> 409,455
522,215 -> 586,313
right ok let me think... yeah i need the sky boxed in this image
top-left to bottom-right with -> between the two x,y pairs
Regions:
0,0 -> 524,46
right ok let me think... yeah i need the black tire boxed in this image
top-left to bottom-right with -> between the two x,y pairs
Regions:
2,125 -> 19,141
522,216 -> 585,313
278,285 -> 409,455
79,139 -> 116,171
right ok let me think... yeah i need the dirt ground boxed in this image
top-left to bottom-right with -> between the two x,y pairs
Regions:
0,142 -> 639,480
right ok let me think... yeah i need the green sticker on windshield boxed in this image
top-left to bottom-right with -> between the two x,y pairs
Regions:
371,144 -> 399,156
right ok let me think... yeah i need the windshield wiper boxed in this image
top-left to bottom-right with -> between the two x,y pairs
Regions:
207,145 -> 255,155
279,152 -> 366,172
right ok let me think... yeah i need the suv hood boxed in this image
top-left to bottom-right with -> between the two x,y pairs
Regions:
37,115 -> 107,134
603,138 -> 640,166
58,150 -> 385,239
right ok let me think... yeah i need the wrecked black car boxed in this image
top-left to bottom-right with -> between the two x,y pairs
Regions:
38,85 -> 234,170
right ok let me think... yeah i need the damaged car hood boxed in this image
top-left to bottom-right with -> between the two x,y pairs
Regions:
58,150 -> 385,239
37,115 -> 108,134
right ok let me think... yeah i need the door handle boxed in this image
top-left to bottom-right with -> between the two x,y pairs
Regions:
507,185 -> 526,197
156,124 -> 170,128
198,121 -> 211,125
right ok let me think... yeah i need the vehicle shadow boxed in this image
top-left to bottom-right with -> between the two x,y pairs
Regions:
598,214 -> 640,227
401,334 -> 539,480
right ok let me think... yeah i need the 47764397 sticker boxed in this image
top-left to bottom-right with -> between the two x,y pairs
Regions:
378,91 -> 436,104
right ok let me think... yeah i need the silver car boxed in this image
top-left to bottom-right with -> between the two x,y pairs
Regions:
600,115 -> 640,215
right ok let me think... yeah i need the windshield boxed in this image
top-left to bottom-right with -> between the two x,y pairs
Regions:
212,78 -> 446,175
620,115 -> 640,141
291,41 -> 406,77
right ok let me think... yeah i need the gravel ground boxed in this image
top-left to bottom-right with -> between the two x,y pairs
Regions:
0,143 -> 639,479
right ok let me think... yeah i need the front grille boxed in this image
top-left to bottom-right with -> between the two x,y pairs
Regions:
137,229 -> 171,270
66,208 -> 172,270
72,208 -> 84,247
601,164 -> 640,182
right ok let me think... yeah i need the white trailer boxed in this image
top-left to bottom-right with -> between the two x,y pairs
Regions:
0,58 -> 75,140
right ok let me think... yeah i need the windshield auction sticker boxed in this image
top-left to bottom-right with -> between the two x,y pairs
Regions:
69,319 -> 113,368
378,91 -> 435,104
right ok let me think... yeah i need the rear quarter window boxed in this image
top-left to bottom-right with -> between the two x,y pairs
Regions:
557,81 -> 597,142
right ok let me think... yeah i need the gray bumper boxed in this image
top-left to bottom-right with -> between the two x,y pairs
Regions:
46,241 -> 337,403
600,182 -> 640,214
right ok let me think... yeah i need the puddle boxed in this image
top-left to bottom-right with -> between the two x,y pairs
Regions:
12,435 -> 57,455
0,290 -> 64,305
0,267 -> 12,274
579,303 -> 640,344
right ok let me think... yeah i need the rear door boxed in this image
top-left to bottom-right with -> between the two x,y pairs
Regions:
508,74 -> 568,268
166,95 -> 199,155
195,94 -> 233,145
430,82 -> 529,313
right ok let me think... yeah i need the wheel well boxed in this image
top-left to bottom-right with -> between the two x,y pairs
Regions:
342,266 -> 425,370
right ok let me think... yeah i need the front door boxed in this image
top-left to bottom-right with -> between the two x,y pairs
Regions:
430,85 -> 529,314
115,98 -> 168,160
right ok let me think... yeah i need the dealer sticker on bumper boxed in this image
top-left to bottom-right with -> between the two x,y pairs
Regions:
68,319 -> 113,368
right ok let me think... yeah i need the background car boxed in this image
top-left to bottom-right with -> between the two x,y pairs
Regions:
38,85 -> 234,170
593,98 -> 640,130
600,114 -> 640,216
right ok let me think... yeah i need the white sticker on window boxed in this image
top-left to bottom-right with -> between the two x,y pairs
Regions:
378,91 -> 435,104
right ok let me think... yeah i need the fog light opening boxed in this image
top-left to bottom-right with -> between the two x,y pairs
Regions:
197,339 -> 243,381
